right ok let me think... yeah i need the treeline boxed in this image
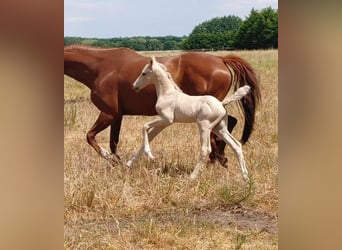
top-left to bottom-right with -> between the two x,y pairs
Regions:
64,36 -> 185,51
64,7 -> 277,51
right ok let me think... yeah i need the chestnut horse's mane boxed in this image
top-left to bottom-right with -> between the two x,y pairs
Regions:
64,44 -> 134,52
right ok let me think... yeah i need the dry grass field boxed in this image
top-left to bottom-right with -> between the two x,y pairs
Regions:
64,49 -> 278,249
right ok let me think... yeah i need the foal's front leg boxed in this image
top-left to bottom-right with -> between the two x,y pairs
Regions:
142,117 -> 172,159
126,117 -> 170,167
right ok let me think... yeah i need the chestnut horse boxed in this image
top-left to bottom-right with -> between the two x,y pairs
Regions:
64,45 -> 261,166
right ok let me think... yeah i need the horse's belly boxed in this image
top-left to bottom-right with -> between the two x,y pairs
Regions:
173,106 -> 197,123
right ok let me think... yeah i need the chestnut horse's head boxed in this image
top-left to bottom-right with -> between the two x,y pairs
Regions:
132,57 -> 157,92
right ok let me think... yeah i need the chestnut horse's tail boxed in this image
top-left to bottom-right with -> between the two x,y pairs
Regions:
223,54 -> 261,144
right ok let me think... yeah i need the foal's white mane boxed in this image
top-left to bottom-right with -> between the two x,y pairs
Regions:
154,58 -> 183,93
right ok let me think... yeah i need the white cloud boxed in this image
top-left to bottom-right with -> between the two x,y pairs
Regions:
238,0 -> 277,6
65,17 -> 93,23
217,0 -> 277,19
64,0 -> 96,9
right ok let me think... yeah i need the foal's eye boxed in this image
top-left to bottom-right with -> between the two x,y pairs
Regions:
142,73 -> 146,76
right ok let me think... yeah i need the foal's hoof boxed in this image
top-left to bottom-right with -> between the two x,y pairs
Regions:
209,153 -> 228,168
243,173 -> 250,181
189,174 -> 197,180
147,153 -> 155,161
189,172 -> 199,180
126,160 -> 133,168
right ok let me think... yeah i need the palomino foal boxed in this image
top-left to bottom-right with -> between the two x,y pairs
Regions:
127,57 -> 250,180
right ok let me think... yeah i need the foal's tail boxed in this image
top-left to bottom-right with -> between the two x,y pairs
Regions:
223,55 -> 261,144
221,86 -> 251,106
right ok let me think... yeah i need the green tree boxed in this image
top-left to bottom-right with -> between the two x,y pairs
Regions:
191,16 -> 242,35
182,15 -> 242,50
146,38 -> 163,50
64,37 -> 84,46
236,7 -> 278,49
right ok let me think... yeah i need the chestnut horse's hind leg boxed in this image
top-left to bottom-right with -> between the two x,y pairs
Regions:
209,115 -> 238,166
86,112 -> 121,165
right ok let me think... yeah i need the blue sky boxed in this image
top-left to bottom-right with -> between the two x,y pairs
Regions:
64,0 -> 278,38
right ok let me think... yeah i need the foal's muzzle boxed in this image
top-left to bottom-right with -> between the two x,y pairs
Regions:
132,85 -> 140,92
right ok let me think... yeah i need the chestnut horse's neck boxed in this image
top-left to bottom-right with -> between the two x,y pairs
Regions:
64,51 -> 99,89
64,46 -> 140,89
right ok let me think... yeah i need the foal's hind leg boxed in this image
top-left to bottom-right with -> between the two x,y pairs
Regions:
213,119 -> 248,180
209,115 -> 237,166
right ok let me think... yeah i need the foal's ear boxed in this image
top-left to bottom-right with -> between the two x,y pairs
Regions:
150,56 -> 157,70
150,56 -> 156,65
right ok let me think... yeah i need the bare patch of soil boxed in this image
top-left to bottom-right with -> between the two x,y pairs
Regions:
193,207 -> 278,234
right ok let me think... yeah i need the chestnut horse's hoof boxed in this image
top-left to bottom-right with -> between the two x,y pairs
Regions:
108,153 -> 123,166
218,157 -> 228,168
209,152 -> 228,168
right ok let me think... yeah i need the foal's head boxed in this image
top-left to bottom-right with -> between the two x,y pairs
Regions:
133,56 -> 180,93
133,57 -> 165,92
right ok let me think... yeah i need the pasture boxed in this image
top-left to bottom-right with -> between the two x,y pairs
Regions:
64,49 -> 278,249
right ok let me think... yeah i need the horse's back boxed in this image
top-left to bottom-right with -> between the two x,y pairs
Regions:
164,52 -> 232,99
